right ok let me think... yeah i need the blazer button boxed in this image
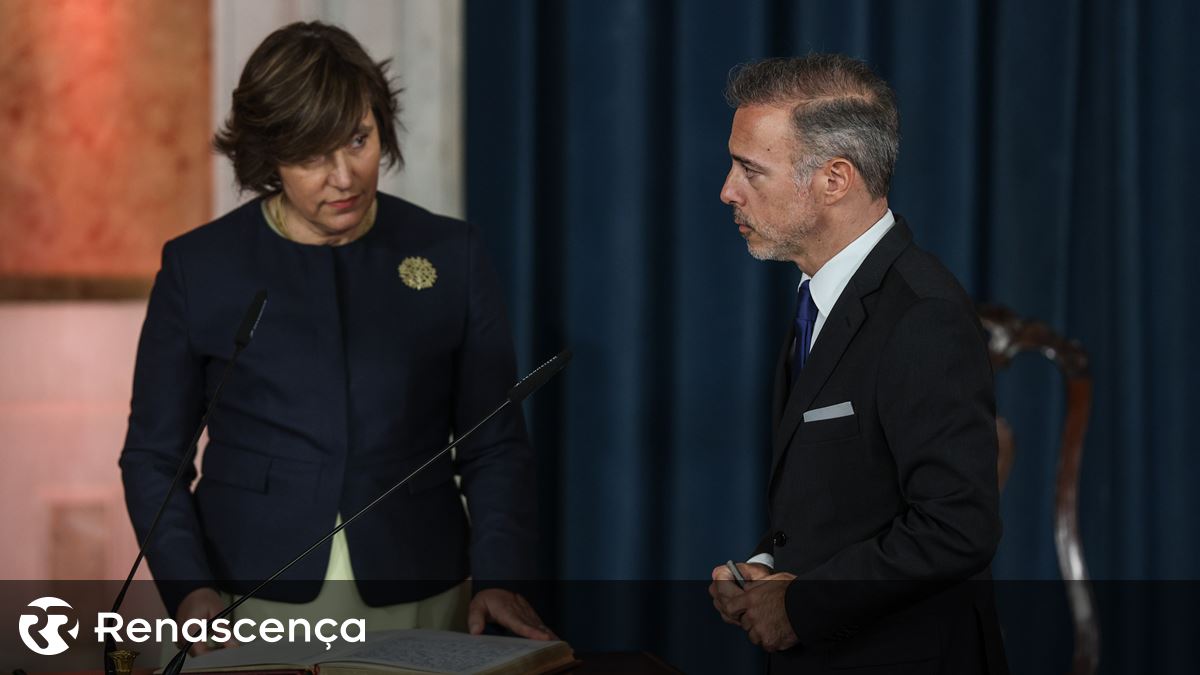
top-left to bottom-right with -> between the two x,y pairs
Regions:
773,531 -> 788,547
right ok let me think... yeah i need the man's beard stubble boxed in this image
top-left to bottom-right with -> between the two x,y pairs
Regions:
734,206 -> 813,263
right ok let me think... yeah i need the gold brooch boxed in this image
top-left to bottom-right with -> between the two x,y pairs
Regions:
398,256 -> 437,290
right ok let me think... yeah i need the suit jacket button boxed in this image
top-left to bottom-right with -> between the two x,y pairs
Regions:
773,531 -> 788,547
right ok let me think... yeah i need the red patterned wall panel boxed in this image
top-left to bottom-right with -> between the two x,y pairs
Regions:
0,0 -> 211,298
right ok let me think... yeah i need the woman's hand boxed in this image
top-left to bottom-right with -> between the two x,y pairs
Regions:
467,589 -> 557,641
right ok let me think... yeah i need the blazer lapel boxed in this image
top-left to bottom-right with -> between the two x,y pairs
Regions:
769,291 -> 865,480
770,326 -> 792,430
768,219 -> 915,484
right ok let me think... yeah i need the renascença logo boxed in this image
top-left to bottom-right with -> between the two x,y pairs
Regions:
18,597 -> 80,656
15,595 -> 365,655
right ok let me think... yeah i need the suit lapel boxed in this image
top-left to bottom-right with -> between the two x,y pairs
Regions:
769,291 -> 865,479
768,219 -> 915,484
770,326 -> 791,430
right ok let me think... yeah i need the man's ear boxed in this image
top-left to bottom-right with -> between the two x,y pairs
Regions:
819,158 -> 856,205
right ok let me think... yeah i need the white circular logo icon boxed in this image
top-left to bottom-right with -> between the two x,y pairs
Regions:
18,596 -> 80,656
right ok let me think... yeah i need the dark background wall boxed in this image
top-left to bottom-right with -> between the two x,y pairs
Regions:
466,1 -> 1199,672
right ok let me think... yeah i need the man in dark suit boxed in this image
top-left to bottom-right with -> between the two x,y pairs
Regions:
709,55 -> 1008,673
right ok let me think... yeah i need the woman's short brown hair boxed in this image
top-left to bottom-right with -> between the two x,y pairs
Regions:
213,21 -> 403,195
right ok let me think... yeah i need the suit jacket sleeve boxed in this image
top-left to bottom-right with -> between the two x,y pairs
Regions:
452,224 -> 538,583
785,297 -> 1002,643
119,240 -> 216,616
753,532 -> 774,559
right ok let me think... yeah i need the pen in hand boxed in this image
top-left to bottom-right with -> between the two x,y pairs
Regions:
725,560 -> 747,590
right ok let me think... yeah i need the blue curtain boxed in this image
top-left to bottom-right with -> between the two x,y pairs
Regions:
465,1 -> 1198,672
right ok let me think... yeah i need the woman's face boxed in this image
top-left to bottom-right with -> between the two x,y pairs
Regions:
277,108 -> 381,243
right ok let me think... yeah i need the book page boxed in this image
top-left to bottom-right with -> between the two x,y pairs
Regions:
330,630 -> 559,674
179,637 -> 331,672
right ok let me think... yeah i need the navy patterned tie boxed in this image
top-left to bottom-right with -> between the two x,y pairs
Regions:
792,279 -> 818,385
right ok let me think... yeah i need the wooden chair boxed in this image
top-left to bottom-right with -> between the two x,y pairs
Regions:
977,304 -> 1099,675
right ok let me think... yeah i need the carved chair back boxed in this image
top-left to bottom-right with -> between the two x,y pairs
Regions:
978,304 -> 1098,675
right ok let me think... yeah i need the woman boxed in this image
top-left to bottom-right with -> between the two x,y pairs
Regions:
119,21 -> 551,654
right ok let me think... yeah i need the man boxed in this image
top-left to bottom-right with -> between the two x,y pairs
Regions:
709,54 -> 1008,673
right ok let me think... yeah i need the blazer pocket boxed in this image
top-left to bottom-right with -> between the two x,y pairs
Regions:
803,401 -> 855,422
798,413 -> 860,444
201,446 -> 271,493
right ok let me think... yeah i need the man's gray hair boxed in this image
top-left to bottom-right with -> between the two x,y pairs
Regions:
725,54 -> 900,199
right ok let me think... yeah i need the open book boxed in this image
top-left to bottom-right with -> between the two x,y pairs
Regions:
174,629 -> 577,675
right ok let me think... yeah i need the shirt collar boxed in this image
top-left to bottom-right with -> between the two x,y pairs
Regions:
801,209 -> 896,318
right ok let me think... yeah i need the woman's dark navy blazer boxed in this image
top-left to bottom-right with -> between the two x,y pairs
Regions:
119,193 -> 536,616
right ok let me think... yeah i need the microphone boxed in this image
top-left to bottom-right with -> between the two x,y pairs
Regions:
105,290 -> 268,675
508,349 -> 571,404
235,290 -> 268,349
161,349 -> 572,675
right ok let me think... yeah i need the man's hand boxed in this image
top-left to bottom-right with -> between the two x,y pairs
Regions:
709,562 -> 773,626
175,587 -> 233,655
467,589 -> 557,641
719,572 -> 799,653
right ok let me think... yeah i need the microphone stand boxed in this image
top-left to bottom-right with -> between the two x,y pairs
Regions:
161,349 -> 571,675
103,291 -> 267,675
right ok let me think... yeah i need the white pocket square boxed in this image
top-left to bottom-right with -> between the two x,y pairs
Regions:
803,401 -> 855,423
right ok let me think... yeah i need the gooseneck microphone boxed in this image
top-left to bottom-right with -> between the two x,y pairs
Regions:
161,349 -> 572,675
104,290 -> 268,675
507,349 -> 571,403
234,289 -> 269,348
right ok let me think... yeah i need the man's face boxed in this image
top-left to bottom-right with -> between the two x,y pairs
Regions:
277,109 -> 381,240
720,105 -> 819,263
